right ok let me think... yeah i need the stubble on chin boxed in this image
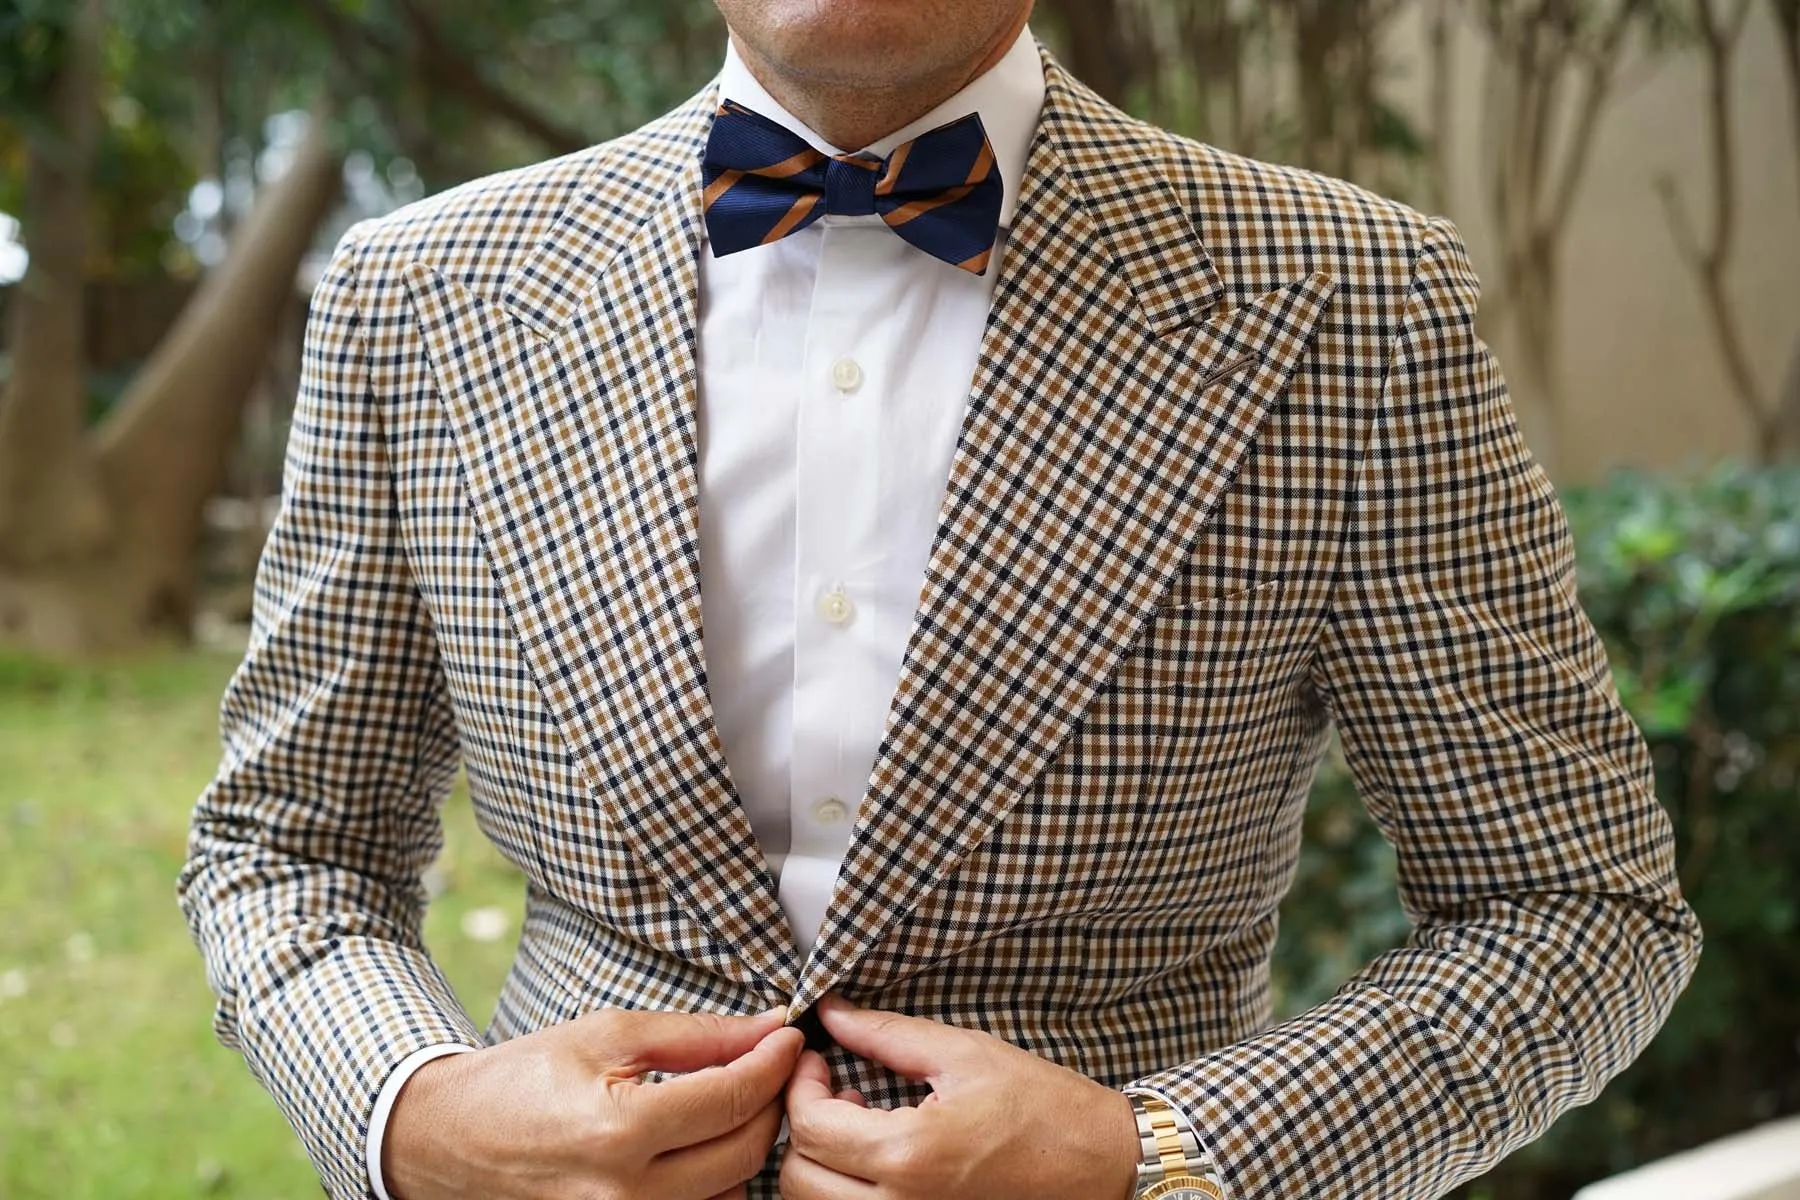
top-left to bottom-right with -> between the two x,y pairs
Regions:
719,0 -> 1030,147
724,0 -> 1025,92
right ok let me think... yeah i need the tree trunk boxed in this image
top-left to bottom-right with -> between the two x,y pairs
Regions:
92,112 -> 343,642
1772,0 -> 1800,222
0,0 -> 112,574
1039,0 -> 1138,108
1475,1 -> 1655,479
0,105 -> 343,656
1427,0 -> 1454,213
1767,0 -> 1800,458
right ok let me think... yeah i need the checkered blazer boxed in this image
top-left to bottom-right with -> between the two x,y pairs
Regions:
180,45 -> 1700,1200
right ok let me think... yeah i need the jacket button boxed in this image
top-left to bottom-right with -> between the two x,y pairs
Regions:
792,1006 -> 835,1053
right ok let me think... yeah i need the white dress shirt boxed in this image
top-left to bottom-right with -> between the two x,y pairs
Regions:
697,29 -> 1045,960
368,30 -> 1208,1195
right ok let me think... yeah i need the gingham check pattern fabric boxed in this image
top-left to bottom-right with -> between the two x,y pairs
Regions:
180,45 -> 1700,1200
702,100 -> 1004,272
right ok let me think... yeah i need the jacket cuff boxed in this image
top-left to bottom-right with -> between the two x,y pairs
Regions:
232,937 -> 483,1199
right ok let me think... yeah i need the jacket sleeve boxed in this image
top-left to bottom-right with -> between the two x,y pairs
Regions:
178,225 -> 483,1199
1129,218 -> 1702,1199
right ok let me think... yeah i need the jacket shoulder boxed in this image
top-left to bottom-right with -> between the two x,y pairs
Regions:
1156,129 -> 1438,297
338,95 -> 711,293
1042,54 -> 1440,303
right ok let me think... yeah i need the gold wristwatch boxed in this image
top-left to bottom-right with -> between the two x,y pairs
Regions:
1128,1092 -> 1225,1199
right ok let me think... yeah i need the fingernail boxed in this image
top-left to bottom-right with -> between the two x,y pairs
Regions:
769,1024 -> 808,1051
761,1004 -> 790,1021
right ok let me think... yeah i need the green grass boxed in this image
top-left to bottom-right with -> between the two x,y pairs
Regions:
0,650 -> 526,1198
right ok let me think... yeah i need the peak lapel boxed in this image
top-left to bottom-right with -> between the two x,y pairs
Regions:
796,60 -> 1337,1007
403,91 -> 803,993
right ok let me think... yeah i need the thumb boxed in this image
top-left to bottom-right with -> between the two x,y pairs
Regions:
589,1006 -> 790,1076
813,996 -> 973,1086
785,1048 -> 836,1109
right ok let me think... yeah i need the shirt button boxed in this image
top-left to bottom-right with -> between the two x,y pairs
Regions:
813,797 -> 849,825
816,589 -> 855,627
831,358 -> 864,394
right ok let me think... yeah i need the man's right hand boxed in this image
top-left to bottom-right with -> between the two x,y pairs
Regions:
383,1007 -> 803,1200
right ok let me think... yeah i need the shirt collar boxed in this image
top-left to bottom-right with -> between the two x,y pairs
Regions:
716,27 -> 1046,229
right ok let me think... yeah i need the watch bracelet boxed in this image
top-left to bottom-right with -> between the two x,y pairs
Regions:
1127,1092 -> 1220,1191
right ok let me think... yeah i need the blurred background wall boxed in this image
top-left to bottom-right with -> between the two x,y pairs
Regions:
1422,4 -> 1800,479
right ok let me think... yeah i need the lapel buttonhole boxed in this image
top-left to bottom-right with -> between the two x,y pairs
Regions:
1196,352 -> 1261,393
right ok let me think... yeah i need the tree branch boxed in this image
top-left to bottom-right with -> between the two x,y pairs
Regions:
391,0 -> 590,156
1544,0 -> 1640,238
1658,0 -> 1780,460
295,0 -> 589,157
1771,0 -> 1800,224
1427,0 -> 1455,212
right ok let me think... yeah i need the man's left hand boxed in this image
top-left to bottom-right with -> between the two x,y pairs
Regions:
780,995 -> 1142,1200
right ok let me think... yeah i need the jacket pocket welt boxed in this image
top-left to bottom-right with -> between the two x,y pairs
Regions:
1112,579 -> 1288,693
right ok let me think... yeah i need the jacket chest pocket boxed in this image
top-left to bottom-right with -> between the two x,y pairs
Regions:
1110,578 -> 1289,694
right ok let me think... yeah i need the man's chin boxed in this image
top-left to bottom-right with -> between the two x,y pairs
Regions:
755,38 -> 940,92
725,1 -> 978,90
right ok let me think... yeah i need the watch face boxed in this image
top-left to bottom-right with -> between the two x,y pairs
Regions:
1142,1179 -> 1225,1200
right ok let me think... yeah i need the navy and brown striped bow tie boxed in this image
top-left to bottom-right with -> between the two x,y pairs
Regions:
701,100 -> 1004,274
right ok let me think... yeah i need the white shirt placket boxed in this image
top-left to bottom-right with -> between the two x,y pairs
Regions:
782,221 -> 892,957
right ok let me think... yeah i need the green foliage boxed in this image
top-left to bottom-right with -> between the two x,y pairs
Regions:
0,0 -> 75,117
424,0 -> 721,137
1274,463 -> 1800,1194
1270,744 -> 1409,1015
0,0 -> 725,277
1,0 -> 232,275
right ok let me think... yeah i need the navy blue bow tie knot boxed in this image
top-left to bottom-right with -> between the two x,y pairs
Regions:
702,100 -> 1004,274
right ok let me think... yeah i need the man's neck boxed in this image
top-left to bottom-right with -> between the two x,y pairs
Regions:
728,16 -> 1028,152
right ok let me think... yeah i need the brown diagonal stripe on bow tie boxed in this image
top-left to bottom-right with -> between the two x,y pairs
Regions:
880,142 -> 997,227
702,168 -> 746,208
876,141 -> 915,192
956,246 -> 994,274
760,193 -> 824,245
752,147 -> 827,179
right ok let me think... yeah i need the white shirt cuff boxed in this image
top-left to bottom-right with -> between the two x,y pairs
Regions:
367,1042 -> 479,1200
1123,1086 -> 1229,1198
